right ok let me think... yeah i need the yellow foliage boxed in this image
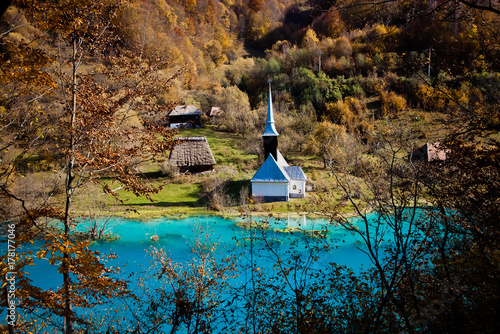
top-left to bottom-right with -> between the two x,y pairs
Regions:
333,36 -> 352,58
156,0 -> 178,26
247,13 -> 270,42
380,91 -> 407,116
308,121 -> 347,153
302,29 -> 319,49
215,27 -> 232,52
371,24 -> 388,37
326,100 -> 355,126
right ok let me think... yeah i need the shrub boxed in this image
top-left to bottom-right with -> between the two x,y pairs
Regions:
202,166 -> 238,211
416,84 -> 447,112
160,162 -> 179,178
326,100 -> 355,126
355,119 -> 374,144
363,75 -> 386,95
344,96 -> 366,117
379,90 -> 407,117
355,53 -> 373,74
351,84 -> 365,98
333,36 -> 352,58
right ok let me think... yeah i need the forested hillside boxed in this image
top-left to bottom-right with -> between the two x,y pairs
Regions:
1,0 -> 500,333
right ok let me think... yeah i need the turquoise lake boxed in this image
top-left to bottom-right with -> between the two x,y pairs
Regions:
7,213 -> 388,332
25,214 -> 372,291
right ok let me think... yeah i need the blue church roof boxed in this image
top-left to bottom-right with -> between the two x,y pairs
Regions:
251,152 -> 307,183
251,154 -> 289,183
283,166 -> 307,181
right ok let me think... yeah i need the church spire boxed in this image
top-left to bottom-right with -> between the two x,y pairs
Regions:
263,79 -> 279,137
262,80 -> 279,160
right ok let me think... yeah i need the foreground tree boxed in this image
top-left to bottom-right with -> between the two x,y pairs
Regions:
320,123 -> 428,332
1,1 -> 180,332
131,224 -> 238,333
320,79 -> 500,332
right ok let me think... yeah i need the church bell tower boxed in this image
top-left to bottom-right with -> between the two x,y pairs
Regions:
262,80 -> 279,160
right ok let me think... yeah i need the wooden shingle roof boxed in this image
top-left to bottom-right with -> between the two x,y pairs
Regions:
168,137 -> 216,167
169,105 -> 203,116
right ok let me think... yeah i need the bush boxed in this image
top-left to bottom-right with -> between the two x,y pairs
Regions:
202,166 -> 238,211
344,97 -> 366,117
362,75 -> 386,95
160,162 -> 179,178
326,100 -> 355,126
416,84 -> 447,112
379,90 -> 407,117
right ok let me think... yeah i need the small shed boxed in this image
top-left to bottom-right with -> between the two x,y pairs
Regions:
208,107 -> 224,117
168,137 -> 216,174
409,142 -> 449,162
168,105 -> 203,128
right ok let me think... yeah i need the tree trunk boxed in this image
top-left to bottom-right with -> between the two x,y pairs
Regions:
62,36 -> 79,334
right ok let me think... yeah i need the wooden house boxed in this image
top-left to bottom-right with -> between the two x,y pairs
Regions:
409,142 -> 449,162
168,105 -> 203,128
207,107 -> 224,117
168,137 -> 216,174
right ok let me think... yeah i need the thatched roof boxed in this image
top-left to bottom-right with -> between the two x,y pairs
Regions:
169,137 -> 216,168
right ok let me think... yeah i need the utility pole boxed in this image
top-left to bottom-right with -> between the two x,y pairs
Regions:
426,46 -> 434,77
317,51 -> 323,74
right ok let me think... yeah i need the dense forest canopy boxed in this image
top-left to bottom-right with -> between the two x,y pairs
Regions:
1,0 -> 500,333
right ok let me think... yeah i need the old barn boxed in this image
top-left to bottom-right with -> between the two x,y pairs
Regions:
168,105 -> 203,128
168,137 -> 216,174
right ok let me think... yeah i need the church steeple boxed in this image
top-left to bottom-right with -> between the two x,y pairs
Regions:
262,80 -> 279,160
263,80 -> 279,137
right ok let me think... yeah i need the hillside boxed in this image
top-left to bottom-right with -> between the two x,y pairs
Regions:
1,0 -> 499,218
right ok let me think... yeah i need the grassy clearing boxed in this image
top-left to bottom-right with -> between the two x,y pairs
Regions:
179,126 -> 258,166
100,178 -> 208,219
102,125 -> 365,218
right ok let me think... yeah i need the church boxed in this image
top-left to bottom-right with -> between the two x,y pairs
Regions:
251,81 -> 307,202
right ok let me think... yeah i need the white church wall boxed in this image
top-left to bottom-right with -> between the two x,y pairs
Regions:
252,182 -> 289,202
289,180 -> 306,198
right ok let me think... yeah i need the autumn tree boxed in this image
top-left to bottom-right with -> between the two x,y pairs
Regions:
306,120 -> 347,168
212,85 -> 257,137
321,122 -> 438,332
413,71 -> 500,332
416,142 -> 500,332
131,224 -> 238,333
0,1 -> 180,332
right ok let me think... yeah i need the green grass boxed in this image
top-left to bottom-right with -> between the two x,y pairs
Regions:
94,178 -> 209,219
180,126 -> 258,166
117,182 -> 204,206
